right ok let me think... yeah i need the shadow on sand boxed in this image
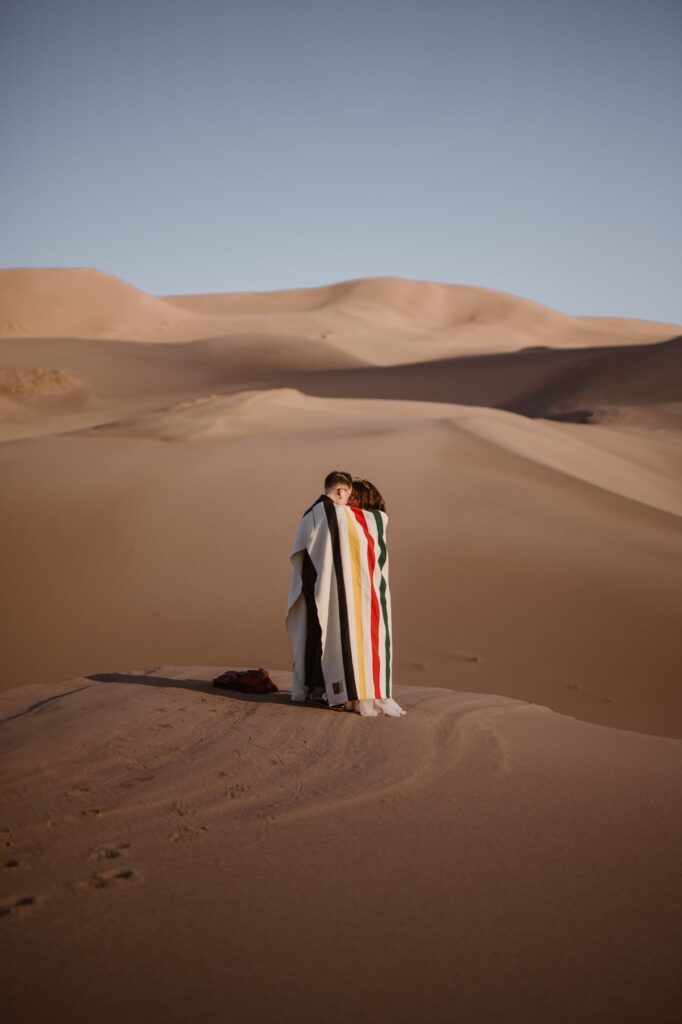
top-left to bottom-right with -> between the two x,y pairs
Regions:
86,672 -> 335,712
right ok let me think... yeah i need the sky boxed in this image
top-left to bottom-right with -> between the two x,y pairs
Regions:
1,0 -> 681,321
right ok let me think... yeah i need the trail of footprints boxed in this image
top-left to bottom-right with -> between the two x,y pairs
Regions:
2,778 -> 222,916
1,841 -> 140,915
1,839 -> 39,918
75,843 -> 139,889
0,831 -> 37,918
1,696 -> 257,918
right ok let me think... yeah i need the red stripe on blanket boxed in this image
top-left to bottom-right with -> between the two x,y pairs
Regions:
351,507 -> 382,698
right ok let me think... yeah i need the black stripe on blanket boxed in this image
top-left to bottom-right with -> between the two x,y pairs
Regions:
323,498 -> 359,702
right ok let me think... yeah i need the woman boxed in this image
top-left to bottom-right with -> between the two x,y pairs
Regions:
349,478 -> 387,513
346,478 -> 406,718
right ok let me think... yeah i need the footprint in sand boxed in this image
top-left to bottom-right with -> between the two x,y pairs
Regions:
0,894 -> 41,918
117,773 -> 156,788
47,806 -> 116,828
225,783 -> 251,799
170,800 -> 194,818
89,843 -> 131,862
66,783 -> 92,800
169,825 -> 208,843
75,867 -> 140,889
560,682 -> 614,703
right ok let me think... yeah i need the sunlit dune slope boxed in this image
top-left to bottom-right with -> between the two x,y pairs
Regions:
1,268 -> 678,362
83,388 -> 682,517
165,274 -> 679,345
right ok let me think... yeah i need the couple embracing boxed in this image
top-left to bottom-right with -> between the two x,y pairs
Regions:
285,470 -> 406,718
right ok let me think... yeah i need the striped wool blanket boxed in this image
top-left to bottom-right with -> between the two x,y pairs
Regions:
286,496 -> 393,707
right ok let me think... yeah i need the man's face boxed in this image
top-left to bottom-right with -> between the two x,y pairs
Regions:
334,485 -> 352,505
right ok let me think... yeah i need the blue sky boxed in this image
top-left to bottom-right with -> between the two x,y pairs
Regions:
2,0 -> 680,321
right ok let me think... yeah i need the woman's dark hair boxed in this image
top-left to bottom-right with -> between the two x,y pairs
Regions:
350,478 -> 386,512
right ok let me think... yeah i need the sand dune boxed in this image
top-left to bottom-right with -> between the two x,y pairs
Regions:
1,266 -> 680,1022
287,334 -> 682,427
74,387 -> 681,517
86,388 -> 424,441
1,268 -> 678,361
1,670 -> 680,1022
0,267 -> 221,342
1,327 -> 680,445
1,396 -> 680,737
0,270 -> 680,737
166,273 -> 679,343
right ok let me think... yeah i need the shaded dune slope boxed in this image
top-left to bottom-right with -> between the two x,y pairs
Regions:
287,335 -> 682,424
2,332 -> 680,441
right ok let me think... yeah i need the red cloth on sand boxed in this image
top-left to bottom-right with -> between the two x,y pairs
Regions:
211,668 -> 278,694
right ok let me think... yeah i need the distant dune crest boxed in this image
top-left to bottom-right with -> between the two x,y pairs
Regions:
0,267 -> 677,359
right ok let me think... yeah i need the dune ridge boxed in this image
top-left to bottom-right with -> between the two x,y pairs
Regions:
1,268 -> 678,361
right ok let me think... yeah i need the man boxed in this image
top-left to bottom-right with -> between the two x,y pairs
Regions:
289,471 -> 353,706
306,470 -> 353,513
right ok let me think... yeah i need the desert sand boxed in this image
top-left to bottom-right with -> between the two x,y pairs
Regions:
1,267 -> 681,1023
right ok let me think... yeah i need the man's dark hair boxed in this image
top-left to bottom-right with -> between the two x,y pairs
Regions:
324,470 -> 353,491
